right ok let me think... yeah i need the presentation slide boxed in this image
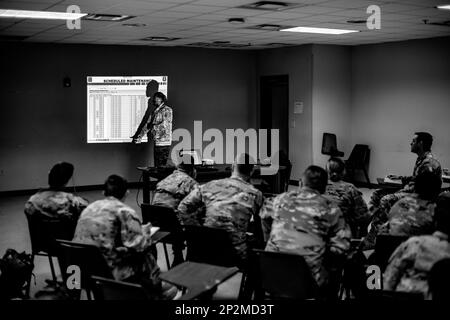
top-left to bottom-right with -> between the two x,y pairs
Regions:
87,76 -> 168,143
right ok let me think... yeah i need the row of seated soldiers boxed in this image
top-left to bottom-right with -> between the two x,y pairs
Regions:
24,135 -> 449,300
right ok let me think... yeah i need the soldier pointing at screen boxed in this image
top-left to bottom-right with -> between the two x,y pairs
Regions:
131,80 -> 173,167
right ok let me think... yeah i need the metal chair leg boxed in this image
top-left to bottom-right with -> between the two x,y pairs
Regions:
48,255 -> 58,283
26,254 -> 35,298
162,243 -> 171,270
363,167 -> 371,185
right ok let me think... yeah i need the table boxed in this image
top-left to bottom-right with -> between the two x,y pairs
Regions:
377,176 -> 450,190
137,165 -> 287,204
160,261 -> 239,300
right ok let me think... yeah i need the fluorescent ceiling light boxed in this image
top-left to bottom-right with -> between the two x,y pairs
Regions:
0,9 -> 86,20
281,26 -> 359,34
436,5 -> 450,10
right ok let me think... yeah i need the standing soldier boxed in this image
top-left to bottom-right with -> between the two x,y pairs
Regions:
260,165 -> 351,291
325,157 -> 370,238
177,153 -> 263,264
132,89 -> 173,167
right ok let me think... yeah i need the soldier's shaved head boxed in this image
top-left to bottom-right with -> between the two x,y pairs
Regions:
234,153 -> 255,177
104,174 -> 128,200
303,165 -> 328,194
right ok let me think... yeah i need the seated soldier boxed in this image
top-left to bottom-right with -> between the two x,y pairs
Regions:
364,132 -> 441,249
379,169 -> 442,237
73,175 -> 176,300
363,168 -> 442,249
325,157 -> 370,238
152,156 -> 198,266
383,192 -> 450,298
152,156 -> 198,209
177,153 -> 263,265
260,165 -> 351,292
24,162 -> 88,224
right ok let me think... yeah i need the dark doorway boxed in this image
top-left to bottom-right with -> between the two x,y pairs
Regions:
260,75 -> 289,157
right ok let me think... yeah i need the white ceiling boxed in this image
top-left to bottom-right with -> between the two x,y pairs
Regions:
0,0 -> 449,49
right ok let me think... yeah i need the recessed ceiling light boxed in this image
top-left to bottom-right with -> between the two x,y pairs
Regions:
247,24 -> 292,31
0,9 -> 86,20
347,20 -> 367,24
281,26 -> 359,35
84,14 -> 134,22
228,17 -> 245,24
141,36 -> 179,42
436,5 -> 450,10
239,1 -> 299,11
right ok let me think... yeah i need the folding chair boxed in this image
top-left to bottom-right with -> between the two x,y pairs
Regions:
322,133 -> 344,157
345,144 -> 371,185
55,239 -> 113,300
141,204 -> 183,269
250,249 -> 319,300
25,213 -> 77,296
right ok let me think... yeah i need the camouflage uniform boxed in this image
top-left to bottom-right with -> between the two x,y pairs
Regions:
152,168 -> 198,209
383,231 -> 450,298
177,175 -> 263,261
362,191 -> 409,249
24,190 -> 88,223
134,103 -> 173,167
260,187 -> 351,288
364,152 -> 441,249
73,197 -> 162,295
379,193 -> 435,237
369,151 -> 442,208
325,180 -> 370,237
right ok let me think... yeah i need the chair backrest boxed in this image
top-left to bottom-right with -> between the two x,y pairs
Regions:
91,276 -> 149,300
251,249 -> 319,300
374,234 -> 409,271
347,144 -> 370,168
55,239 -> 113,291
183,225 -> 240,268
141,204 -> 181,233
25,213 -> 77,255
321,133 -> 344,157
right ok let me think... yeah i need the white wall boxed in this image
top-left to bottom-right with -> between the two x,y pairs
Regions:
312,45 -> 352,169
351,37 -> 450,181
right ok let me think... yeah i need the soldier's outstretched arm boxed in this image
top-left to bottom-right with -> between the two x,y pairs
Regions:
177,186 -> 205,226
131,106 -> 152,140
383,239 -> 417,290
